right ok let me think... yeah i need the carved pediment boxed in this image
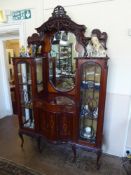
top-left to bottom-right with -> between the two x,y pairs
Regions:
26,6 -> 108,57
27,33 -> 43,45
36,6 -> 88,50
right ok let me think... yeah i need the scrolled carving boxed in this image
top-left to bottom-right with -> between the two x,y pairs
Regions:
27,6 -> 108,58
27,33 -> 43,45
52,5 -> 70,19
36,5 -> 88,53
27,33 -> 44,57
92,29 -> 107,49
86,29 -> 108,57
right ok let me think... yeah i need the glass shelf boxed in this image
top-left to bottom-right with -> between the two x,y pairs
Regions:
23,118 -> 34,129
80,131 -> 96,143
21,102 -> 33,109
18,82 -> 32,85
81,81 -> 100,90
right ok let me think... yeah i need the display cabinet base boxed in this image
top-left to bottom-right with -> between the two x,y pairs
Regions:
72,143 -> 102,169
18,131 -> 102,170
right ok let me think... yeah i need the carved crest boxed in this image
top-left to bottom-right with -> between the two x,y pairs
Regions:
27,33 -> 43,45
36,5 -> 88,51
52,6 -> 70,19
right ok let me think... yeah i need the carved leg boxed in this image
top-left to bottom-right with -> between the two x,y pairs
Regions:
96,150 -> 102,169
72,144 -> 76,162
18,132 -> 24,148
37,136 -> 42,153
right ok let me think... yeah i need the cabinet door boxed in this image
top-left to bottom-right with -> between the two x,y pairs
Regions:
58,112 -> 73,141
16,62 -> 35,129
38,108 -> 74,142
40,110 -> 58,141
79,62 -> 102,144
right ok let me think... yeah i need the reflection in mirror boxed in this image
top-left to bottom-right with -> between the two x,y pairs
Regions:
49,31 -> 80,91
36,58 -> 44,92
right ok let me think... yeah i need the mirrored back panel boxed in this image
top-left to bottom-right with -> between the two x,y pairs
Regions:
49,31 -> 82,91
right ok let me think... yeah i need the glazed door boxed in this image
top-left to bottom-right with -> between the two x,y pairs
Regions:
79,61 -> 103,145
16,61 -> 35,130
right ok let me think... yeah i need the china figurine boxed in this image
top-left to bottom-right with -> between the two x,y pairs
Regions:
20,45 -> 26,57
26,45 -> 32,57
87,35 -> 106,57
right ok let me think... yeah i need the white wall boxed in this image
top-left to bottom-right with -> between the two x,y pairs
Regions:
44,0 -> 131,95
0,0 -> 131,156
0,40 -> 12,118
0,0 -> 45,42
0,0 -> 45,118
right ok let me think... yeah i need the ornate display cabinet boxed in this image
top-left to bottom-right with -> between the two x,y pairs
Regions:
13,5 -> 109,169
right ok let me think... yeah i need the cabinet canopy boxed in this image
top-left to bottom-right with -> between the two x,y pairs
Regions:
36,5 -> 88,51
27,5 -> 108,58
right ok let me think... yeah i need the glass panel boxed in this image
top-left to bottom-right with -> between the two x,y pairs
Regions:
17,62 -> 34,129
22,108 -> 34,128
49,96 -> 75,105
80,62 -> 101,143
36,58 -> 44,92
49,31 -> 83,91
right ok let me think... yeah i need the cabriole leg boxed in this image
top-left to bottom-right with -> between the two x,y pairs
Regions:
96,150 -> 102,169
72,144 -> 76,162
18,132 -> 24,148
37,136 -> 42,152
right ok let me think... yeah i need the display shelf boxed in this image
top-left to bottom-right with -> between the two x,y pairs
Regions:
21,102 -> 33,109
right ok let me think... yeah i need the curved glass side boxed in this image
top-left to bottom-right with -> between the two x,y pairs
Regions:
79,62 -> 101,143
17,62 -> 34,129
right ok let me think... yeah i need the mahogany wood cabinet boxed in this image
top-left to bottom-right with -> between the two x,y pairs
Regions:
13,5 -> 109,168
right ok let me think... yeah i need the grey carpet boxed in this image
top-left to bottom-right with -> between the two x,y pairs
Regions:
0,157 -> 44,175
37,141 -> 127,175
0,116 -> 130,175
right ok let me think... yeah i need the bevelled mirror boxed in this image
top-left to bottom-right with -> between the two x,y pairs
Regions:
49,31 -> 79,91
36,5 -> 88,92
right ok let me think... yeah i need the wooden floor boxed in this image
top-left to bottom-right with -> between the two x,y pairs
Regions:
0,116 -> 127,175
